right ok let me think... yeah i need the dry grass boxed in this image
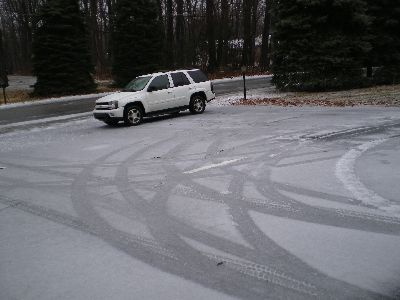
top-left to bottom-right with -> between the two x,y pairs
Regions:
0,90 -> 36,105
234,84 -> 400,107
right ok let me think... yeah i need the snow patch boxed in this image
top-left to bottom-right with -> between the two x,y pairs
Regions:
335,139 -> 400,215
209,87 -> 284,107
184,158 -> 245,174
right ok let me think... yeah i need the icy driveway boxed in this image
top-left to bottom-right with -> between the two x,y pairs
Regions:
1,106 -> 400,299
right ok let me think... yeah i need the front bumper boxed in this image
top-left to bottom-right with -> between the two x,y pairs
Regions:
93,107 -> 124,121
93,110 -> 123,121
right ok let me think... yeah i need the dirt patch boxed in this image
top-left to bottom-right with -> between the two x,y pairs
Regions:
233,84 -> 400,107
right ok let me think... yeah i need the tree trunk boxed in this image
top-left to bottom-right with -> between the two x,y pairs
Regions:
260,0 -> 272,70
206,0 -> 217,72
250,0 -> 258,65
176,0 -> 185,67
242,0 -> 252,66
89,0 -> 100,76
217,0 -> 229,69
166,0 -> 174,67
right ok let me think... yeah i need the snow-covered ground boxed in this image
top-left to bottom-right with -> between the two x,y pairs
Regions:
6,75 -> 36,91
1,104 -> 400,299
212,74 -> 272,83
209,87 -> 283,107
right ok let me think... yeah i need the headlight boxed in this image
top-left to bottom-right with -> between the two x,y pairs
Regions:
108,100 -> 118,109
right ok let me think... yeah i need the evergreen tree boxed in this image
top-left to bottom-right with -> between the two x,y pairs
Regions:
272,0 -> 370,91
112,0 -> 164,87
367,0 -> 400,84
32,0 -> 95,96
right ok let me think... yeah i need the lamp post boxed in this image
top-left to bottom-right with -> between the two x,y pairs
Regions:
241,65 -> 247,101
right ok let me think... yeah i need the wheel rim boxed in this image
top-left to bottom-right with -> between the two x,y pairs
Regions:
127,108 -> 141,124
193,98 -> 204,112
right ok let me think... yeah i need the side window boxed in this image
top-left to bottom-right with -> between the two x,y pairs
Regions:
171,72 -> 190,87
148,75 -> 170,91
187,70 -> 208,83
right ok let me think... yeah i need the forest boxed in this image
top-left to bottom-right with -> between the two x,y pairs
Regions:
0,0 -> 271,75
0,0 -> 399,94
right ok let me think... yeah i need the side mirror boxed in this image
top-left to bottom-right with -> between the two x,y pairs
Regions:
148,86 -> 156,92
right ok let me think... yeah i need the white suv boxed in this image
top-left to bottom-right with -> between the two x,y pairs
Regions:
93,69 -> 215,126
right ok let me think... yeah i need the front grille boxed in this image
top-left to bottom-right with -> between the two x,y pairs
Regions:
95,102 -> 112,110
95,106 -> 112,110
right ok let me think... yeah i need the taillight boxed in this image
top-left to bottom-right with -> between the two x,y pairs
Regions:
210,82 -> 214,93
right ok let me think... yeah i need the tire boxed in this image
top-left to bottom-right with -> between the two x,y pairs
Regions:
189,95 -> 206,114
124,105 -> 143,126
104,119 -> 119,126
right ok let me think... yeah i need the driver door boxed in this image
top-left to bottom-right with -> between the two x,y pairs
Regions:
145,75 -> 174,112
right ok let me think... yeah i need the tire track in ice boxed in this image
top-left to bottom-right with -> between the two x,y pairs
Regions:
171,135 -> 379,298
204,253 -> 317,296
0,195 -> 176,260
111,132 -> 298,300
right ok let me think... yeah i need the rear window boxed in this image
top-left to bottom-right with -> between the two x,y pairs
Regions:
187,70 -> 208,83
171,72 -> 191,87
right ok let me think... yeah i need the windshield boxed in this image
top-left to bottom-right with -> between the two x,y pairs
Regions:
123,76 -> 152,92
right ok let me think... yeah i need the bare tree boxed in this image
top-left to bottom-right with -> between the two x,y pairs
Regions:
206,0 -> 216,72
260,0 -> 272,70
175,0 -> 185,67
0,0 -> 270,76
217,0 -> 229,68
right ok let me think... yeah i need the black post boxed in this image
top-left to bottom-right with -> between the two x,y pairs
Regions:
2,87 -> 6,104
0,29 -> 8,104
243,72 -> 246,101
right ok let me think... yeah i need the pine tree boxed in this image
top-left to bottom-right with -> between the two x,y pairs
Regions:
272,0 -> 370,91
112,0 -> 164,87
367,0 -> 400,84
32,0 -> 95,96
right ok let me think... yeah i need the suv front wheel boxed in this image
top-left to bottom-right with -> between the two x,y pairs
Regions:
124,104 -> 143,126
189,95 -> 205,114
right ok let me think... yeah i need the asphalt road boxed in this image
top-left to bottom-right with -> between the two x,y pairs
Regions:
0,77 -> 272,126
1,105 -> 400,299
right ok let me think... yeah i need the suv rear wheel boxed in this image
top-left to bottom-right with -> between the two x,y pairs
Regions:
189,95 -> 205,114
124,105 -> 143,126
